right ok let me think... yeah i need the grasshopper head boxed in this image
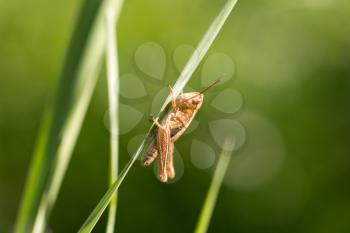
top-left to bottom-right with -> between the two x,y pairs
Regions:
178,92 -> 204,110
175,79 -> 220,110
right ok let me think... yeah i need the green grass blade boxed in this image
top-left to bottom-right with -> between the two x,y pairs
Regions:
13,110 -> 52,233
160,0 -> 239,111
105,3 -> 124,233
194,141 -> 234,233
14,0 -> 103,232
32,1 -> 124,232
14,0 -> 123,232
78,1 -> 238,232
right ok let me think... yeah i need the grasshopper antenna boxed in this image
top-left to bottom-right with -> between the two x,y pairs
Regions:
184,77 -> 221,101
199,78 -> 221,94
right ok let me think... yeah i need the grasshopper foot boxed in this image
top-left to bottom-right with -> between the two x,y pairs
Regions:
159,173 -> 168,183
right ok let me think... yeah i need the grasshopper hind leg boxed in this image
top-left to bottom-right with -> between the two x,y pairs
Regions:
157,123 -> 171,183
148,111 -> 175,182
142,143 -> 158,166
166,141 -> 175,179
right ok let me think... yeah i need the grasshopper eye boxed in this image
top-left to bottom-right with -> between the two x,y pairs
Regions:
192,99 -> 200,105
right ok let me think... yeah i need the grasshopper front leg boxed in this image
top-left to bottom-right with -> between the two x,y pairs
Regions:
169,85 -> 177,109
142,140 -> 175,180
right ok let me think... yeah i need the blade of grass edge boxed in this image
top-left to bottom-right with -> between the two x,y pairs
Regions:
14,0 -> 124,232
77,1 -> 239,232
105,2 -> 124,233
194,140 -> 234,233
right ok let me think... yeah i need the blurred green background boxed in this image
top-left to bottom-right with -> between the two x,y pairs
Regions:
1,0 -> 350,232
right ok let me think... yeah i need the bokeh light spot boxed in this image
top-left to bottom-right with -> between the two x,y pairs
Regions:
104,104 -> 143,135
225,111 -> 285,190
210,89 -> 243,114
190,139 -> 216,169
209,119 -> 246,151
173,44 -> 195,72
201,53 -> 235,87
135,42 -> 166,80
120,74 -> 147,99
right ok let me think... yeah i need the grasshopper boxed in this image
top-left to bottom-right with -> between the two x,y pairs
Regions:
142,80 -> 220,182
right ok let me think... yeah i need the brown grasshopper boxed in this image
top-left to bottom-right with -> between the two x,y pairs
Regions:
142,80 -> 220,182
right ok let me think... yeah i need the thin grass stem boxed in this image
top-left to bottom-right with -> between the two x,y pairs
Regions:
105,4 -> 123,233
194,140 -> 234,233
